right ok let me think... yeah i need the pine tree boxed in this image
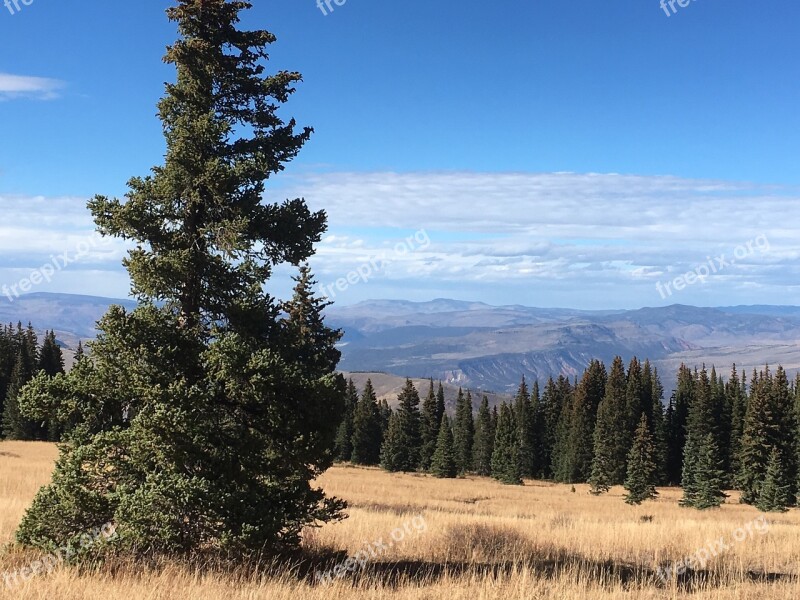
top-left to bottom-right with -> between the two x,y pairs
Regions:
624,414 -> 658,505
453,388 -> 474,474
380,379 -> 421,472
351,379 -> 383,466
16,1 -> 344,558
419,379 -> 439,471
430,414 -> 457,478
491,403 -> 521,485
472,395 -> 494,476
334,378 -> 358,461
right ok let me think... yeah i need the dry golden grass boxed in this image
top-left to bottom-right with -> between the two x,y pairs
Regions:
1,441 -> 799,599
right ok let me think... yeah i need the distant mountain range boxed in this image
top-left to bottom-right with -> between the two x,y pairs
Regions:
327,299 -> 800,395
4,293 -> 800,398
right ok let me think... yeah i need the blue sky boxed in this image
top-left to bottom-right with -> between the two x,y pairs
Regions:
2,0 -> 800,308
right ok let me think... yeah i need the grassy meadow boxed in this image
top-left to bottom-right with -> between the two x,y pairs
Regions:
1,441 -> 799,599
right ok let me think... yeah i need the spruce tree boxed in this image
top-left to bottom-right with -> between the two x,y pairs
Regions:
624,414 -> 658,505
529,380 -> 545,477
2,345 -> 40,440
727,364 -> 747,477
351,379 -> 382,465
665,364 -> 693,485
435,381 -> 445,426
757,447 -> 792,512
15,0 -> 345,557
681,367 -> 727,509
419,379 -> 439,471
589,392 -> 615,495
624,357 -> 645,451
430,414 -> 457,478
472,395 -> 494,476
38,331 -> 65,377
682,432 -> 726,509
737,369 -> 770,504
453,388 -> 474,474
556,360 -> 605,483
380,379 -> 421,472
513,377 -> 535,477
590,357 -> 627,488
334,379 -> 358,461
491,403 -> 521,485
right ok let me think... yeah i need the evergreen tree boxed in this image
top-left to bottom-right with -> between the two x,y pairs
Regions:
624,414 -> 658,505
529,380 -> 546,478
2,343 -> 41,440
73,341 -> 85,364
351,379 -> 382,465
418,379 -> 439,471
590,356 -> 627,487
555,360 -> 606,483
737,366 -> 797,507
513,377 -> 535,477
681,367 -> 727,509
430,414 -> 457,478
681,432 -> 727,509
435,381 -> 446,426
491,403 -> 521,485
589,392 -> 616,495
38,331 -> 65,377
647,364 -> 669,484
624,357 -> 645,450
758,447 -> 792,512
16,0 -> 345,558
380,379 -> 421,472
472,395 -> 494,476
727,364 -> 747,477
334,378 -> 358,461
737,368 -> 773,505
379,398 -> 392,436
665,364 -> 693,484
453,388 -> 474,474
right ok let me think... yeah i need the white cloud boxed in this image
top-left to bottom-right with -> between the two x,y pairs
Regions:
5,172 -> 800,308
0,73 -> 64,99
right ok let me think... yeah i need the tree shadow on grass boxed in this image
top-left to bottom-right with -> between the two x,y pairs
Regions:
297,553 -> 795,592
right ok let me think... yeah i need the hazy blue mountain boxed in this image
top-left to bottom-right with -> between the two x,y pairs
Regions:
6,293 -> 800,397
